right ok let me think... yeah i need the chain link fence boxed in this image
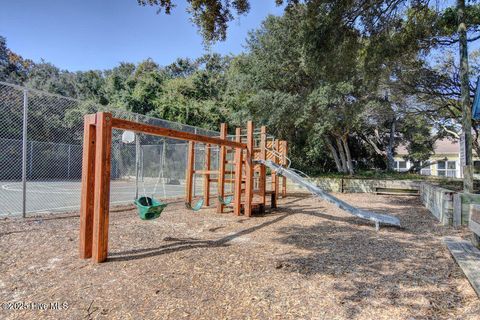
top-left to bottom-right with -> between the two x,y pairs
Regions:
0,81 -> 221,217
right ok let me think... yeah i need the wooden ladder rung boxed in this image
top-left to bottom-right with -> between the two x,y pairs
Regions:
224,179 -> 246,183
225,160 -> 246,164
194,170 -> 218,174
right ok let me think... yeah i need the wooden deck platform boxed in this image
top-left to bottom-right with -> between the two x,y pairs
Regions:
444,236 -> 480,298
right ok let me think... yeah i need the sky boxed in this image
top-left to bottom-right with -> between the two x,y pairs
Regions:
0,0 -> 285,71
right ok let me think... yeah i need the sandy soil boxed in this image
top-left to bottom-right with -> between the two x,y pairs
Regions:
1,193 -> 479,319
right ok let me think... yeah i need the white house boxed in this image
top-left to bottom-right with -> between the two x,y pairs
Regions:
393,138 -> 472,178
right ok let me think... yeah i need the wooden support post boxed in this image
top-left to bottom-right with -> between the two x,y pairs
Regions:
259,126 -> 267,207
270,140 -> 276,194
203,144 -> 211,206
244,121 -> 254,217
270,139 -> 277,201
92,112 -> 112,263
186,141 -> 195,205
217,123 -> 227,213
271,192 -> 277,209
281,140 -> 288,198
234,128 -> 243,216
79,114 -> 96,259
273,139 -> 280,202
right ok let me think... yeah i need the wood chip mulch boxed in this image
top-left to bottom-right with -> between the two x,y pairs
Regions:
1,193 -> 479,319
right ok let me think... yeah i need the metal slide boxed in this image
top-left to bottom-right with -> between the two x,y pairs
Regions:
258,160 -> 401,230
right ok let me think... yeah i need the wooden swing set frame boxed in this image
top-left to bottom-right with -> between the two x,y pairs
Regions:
79,112 -> 287,263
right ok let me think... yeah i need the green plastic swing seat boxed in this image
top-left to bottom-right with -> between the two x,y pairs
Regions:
218,195 -> 233,205
134,196 -> 168,220
185,198 -> 204,211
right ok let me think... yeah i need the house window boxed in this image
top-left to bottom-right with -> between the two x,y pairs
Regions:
474,161 -> 480,174
420,162 -> 431,176
437,161 -> 456,177
393,160 -> 408,172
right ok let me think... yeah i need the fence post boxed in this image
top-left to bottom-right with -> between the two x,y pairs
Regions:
135,116 -> 140,199
28,142 -> 33,179
194,128 -> 197,197
22,89 -> 28,218
67,144 -> 72,179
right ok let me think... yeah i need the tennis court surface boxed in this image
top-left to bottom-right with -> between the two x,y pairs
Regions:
0,180 -> 188,216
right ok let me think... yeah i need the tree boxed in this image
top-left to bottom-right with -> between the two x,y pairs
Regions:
5,0 -> 479,178
137,0 -> 250,42
137,1 -> 441,43
74,70 -> 108,104
395,1 -> 480,187
25,62 -> 80,97
458,0 -> 474,192
0,36 -> 33,84
222,9 -> 368,174
307,82 -> 362,175
165,58 -> 197,78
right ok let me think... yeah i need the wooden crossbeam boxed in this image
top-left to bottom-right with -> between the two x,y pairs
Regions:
111,117 -> 246,149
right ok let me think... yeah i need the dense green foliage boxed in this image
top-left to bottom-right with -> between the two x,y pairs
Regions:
2,1 -> 480,175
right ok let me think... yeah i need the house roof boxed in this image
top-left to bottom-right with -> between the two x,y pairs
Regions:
396,138 -> 459,155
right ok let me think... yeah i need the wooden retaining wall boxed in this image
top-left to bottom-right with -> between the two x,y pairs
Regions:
287,178 -> 420,193
420,183 -> 456,226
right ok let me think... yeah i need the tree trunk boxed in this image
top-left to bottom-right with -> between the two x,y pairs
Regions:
458,0 -> 474,192
386,117 -> 396,171
341,135 -> 354,175
325,136 -> 343,172
336,137 -> 348,173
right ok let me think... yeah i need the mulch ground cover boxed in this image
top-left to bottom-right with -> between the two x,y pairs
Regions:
1,193 -> 479,319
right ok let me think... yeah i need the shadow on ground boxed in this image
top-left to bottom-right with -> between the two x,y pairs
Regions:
108,211 -> 292,262
271,197 -> 465,318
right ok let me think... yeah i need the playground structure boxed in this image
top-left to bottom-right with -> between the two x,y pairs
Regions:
79,112 -> 401,263
79,112 -> 288,263
184,123 -> 288,216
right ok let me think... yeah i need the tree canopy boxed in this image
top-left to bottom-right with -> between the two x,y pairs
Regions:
2,1 -> 480,175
